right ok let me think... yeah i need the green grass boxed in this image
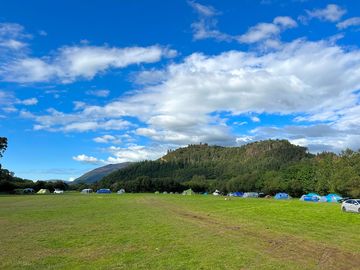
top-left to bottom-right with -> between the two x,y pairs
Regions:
0,194 -> 359,269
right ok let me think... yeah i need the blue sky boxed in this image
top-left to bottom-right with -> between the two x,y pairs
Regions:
1,0 -> 360,181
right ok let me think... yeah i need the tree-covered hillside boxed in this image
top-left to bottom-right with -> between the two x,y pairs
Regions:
99,140 -> 360,197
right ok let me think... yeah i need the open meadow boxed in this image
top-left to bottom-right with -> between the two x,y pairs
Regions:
0,193 -> 359,270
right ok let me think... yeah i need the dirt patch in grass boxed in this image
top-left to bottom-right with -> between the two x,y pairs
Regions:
144,197 -> 360,270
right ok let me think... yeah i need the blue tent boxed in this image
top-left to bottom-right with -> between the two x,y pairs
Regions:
233,192 -> 244,197
300,193 -> 321,202
96,188 -> 111,194
320,193 -> 342,202
274,193 -> 290,200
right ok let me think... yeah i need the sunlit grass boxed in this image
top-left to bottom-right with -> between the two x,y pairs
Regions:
0,193 -> 359,269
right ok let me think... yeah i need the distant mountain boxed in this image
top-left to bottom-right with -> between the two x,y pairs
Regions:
73,163 -> 132,184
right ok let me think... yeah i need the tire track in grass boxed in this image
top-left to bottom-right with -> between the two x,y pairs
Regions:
140,196 -> 360,270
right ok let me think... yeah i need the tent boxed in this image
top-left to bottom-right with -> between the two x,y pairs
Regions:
243,192 -> 259,198
213,189 -> 220,196
233,191 -> 243,197
117,189 -> 125,194
81,188 -> 93,194
96,189 -> 111,194
274,193 -> 290,200
23,188 -> 35,194
320,193 -> 342,203
182,189 -> 195,195
37,189 -> 50,194
155,191 -> 160,194
300,193 -> 321,202
163,191 -> 168,194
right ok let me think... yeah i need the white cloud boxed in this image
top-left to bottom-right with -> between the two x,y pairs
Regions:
23,39 -> 360,152
189,1 -> 232,41
305,4 -> 346,22
337,17 -> 360,29
188,2 -> 296,45
1,45 -> 177,83
73,154 -> 103,164
86,89 -> 110,97
188,1 -> 218,17
0,22 -> 30,51
251,116 -> 260,123
0,91 -> 38,114
93,135 -> 120,144
23,108 -> 133,132
238,16 -> 297,44
19,97 -> 38,105
106,144 -> 168,163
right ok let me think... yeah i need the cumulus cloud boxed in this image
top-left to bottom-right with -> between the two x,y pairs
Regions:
73,154 -> 104,164
304,4 -> 346,22
106,144 -> 169,163
1,45 -> 177,83
337,17 -> 360,29
22,38 -> 360,152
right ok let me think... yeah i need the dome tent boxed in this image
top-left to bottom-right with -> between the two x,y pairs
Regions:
300,193 -> 321,202
213,190 -> 220,196
233,192 -> 243,197
182,189 -> 195,195
81,188 -> 93,194
274,193 -> 290,200
117,189 -> 125,194
37,189 -> 50,194
320,193 -> 342,202
243,192 -> 259,198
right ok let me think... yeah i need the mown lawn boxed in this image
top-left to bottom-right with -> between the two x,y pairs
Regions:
0,193 -> 359,269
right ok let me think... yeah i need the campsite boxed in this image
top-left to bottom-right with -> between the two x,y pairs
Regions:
0,193 -> 359,269
2,0 -> 360,269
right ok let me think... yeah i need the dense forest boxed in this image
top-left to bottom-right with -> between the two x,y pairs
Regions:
1,137 -> 360,197
99,140 -> 360,197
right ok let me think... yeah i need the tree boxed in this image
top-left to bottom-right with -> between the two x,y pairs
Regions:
0,137 -> 7,158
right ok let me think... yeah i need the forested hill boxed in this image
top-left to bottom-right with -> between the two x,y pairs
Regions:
161,140 -> 310,165
98,139 -> 360,197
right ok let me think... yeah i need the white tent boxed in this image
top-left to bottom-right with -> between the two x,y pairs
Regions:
117,189 -> 125,194
81,188 -> 93,194
243,192 -> 259,198
213,189 -> 220,196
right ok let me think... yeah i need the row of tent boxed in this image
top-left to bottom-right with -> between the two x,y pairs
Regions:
299,193 -> 343,202
16,188 -> 64,194
80,188 -> 126,194
181,190 -> 343,202
181,189 -> 292,199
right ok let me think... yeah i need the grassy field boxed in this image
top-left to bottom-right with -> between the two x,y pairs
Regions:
0,193 -> 359,270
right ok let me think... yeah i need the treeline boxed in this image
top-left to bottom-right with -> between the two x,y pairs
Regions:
0,137 -> 71,193
100,140 -> 360,197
